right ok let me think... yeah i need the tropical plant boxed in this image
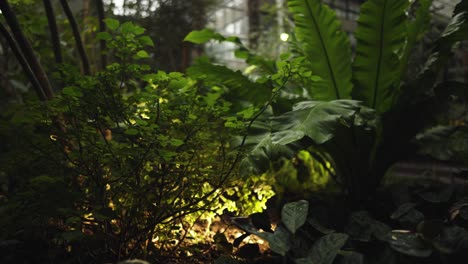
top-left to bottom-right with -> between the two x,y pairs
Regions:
234,0 -> 468,203
184,0 -> 468,262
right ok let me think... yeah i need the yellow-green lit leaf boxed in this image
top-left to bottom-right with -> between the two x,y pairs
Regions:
184,29 -> 224,44
136,50 -> 150,58
104,18 -> 119,30
139,36 -> 154,46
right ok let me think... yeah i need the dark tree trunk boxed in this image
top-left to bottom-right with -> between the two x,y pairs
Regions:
247,0 -> 261,49
0,22 -> 46,101
59,0 -> 91,75
43,0 -> 62,64
0,0 -> 54,99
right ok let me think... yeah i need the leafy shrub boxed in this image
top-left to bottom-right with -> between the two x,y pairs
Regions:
0,20 -> 240,263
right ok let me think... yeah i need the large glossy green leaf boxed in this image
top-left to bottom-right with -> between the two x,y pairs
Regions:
239,124 -> 297,176
271,100 -> 365,145
352,0 -> 408,113
436,11 -> 468,50
288,0 -> 353,100
281,200 -> 309,234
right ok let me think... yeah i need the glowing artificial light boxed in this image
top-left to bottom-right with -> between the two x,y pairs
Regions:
280,33 -> 289,42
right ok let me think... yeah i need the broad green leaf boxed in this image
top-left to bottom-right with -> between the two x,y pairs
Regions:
288,0 -> 353,100
271,100 -> 363,145
103,18 -> 119,30
352,0 -> 408,113
281,200 -> 309,234
295,233 -> 348,264
436,11 -> 468,50
240,133 -> 296,176
232,217 -> 291,256
386,230 -> 432,257
120,22 -> 136,34
184,29 -> 224,44
307,217 -> 335,234
133,26 -> 146,35
238,120 -> 298,176
256,225 -> 292,256
96,32 -> 112,41
346,211 -> 391,242
139,36 -> 154,47
136,50 -> 150,59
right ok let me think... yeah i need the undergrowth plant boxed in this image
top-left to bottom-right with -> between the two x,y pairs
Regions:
0,19 -> 245,263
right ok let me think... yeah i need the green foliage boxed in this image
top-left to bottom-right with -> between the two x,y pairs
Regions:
281,200 -> 308,234
234,0 -> 468,201
186,1 -> 468,261
187,57 -> 272,107
288,0 -> 353,100
352,0 -> 408,113
231,200 -> 349,262
227,188 -> 468,263
270,100 -> 374,145
184,28 -> 225,44
0,21 -> 240,262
